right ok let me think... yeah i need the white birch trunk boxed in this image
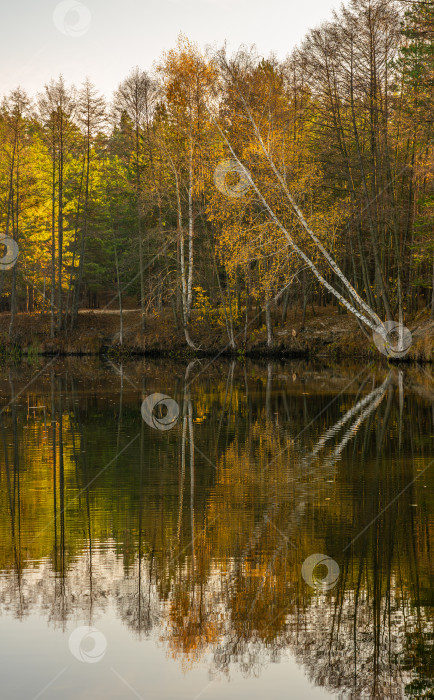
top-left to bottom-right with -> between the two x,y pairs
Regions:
172,161 -> 196,349
207,104 -> 389,343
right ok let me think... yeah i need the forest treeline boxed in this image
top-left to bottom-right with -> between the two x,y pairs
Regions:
0,0 -> 432,347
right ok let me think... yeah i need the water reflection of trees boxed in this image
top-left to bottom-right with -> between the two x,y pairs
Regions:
0,362 -> 432,697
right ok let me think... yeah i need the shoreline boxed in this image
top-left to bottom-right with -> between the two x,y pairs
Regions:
1,309 -> 433,363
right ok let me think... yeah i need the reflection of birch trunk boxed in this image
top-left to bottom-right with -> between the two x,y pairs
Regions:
216,361 -> 234,447
266,363 -> 273,421
138,417 -> 144,632
71,376 -> 94,615
227,361 -> 235,425
398,370 -> 404,450
188,396 -> 195,587
180,362 -> 197,582
12,401 -> 23,597
302,373 -> 392,472
1,412 -> 15,538
58,381 -> 65,580
236,373 -> 393,574
69,378 -> 93,617
116,364 -> 123,456
0,389 -> 23,600
320,380 -> 391,470
51,370 -> 57,560
178,363 -> 191,548
177,416 -> 186,544
246,376 -> 394,596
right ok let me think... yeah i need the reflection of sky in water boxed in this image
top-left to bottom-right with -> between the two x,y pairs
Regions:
0,360 -> 432,699
0,576 -> 331,700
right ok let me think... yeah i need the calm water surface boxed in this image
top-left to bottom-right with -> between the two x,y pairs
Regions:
0,358 -> 432,699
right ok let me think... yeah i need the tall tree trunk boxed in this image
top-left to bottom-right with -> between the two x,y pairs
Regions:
50,142 -> 56,340
173,158 -> 196,349
66,158 -> 84,328
265,294 -> 274,348
136,124 -> 145,331
113,231 -> 123,346
8,141 -> 19,338
57,112 -> 64,331
348,40 -> 392,321
71,150 -> 88,330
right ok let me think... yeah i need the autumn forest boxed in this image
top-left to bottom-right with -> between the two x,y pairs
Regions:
0,0 -> 432,357
1,1 -> 433,698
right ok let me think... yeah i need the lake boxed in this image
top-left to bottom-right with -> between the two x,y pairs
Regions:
0,358 -> 432,699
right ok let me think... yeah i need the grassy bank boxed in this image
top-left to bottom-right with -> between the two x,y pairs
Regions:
0,307 -> 433,363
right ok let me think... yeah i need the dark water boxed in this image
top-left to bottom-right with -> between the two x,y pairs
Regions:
0,358 -> 432,700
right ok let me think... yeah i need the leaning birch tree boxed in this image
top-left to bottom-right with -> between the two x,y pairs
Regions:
209,48 -> 403,350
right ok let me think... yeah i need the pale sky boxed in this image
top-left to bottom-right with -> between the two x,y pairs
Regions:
1,0 -> 343,98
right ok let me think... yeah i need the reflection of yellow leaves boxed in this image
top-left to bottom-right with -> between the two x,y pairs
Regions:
161,588 -> 221,672
1,367 -> 432,682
